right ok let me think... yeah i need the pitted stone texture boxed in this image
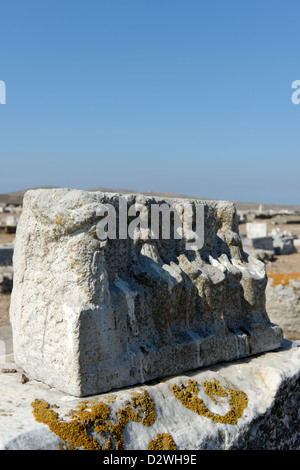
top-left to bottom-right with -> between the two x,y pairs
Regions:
10,188 -> 282,396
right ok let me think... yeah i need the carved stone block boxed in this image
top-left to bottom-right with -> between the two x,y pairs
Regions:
10,189 -> 282,396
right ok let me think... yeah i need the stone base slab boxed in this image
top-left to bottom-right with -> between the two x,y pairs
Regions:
0,339 -> 299,450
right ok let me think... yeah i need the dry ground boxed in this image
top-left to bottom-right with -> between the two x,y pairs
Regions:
266,252 -> 300,274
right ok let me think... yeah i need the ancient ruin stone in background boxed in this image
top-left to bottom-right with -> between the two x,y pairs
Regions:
266,274 -> 300,340
9,189 -> 283,396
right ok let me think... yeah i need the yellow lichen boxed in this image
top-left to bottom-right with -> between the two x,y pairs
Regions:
110,390 -> 156,450
130,390 -> 156,427
31,389 -> 156,450
148,433 -> 177,450
31,399 -> 104,450
202,379 -> 227,404
54,213 -> 68,228
171,379 -> 248,425
268,272 -> 300,287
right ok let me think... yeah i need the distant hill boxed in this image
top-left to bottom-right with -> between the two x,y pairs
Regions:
0,187 -> 58,205
90,187 -> 300,212
0,186 -> 299,212
0,189 -> 30,205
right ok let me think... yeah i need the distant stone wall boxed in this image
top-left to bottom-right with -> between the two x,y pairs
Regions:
0,245 -> 13,266
0,267 -> 13,294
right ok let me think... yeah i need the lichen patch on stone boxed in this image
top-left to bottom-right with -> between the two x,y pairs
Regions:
148,433 -> 177,450
31,389 -> 156,450
171,379 -> 248,425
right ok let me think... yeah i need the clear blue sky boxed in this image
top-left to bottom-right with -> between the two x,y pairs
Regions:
0,0 -> 299,205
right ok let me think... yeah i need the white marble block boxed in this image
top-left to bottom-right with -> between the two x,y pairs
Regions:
10,188 -> 282,396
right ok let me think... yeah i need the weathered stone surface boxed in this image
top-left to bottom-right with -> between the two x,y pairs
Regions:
243,248 -> 275,264
0,339 -> 299,450
10,188 -> 282,397
246,222 -> 267,238
273,236 -> 296,255
242,236 -> 274,252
